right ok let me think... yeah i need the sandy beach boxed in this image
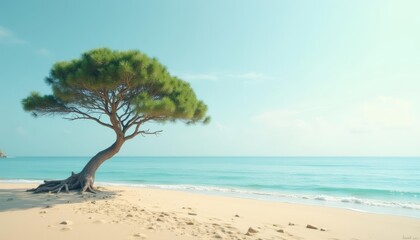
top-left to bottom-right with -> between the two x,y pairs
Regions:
0,183 -> 418,240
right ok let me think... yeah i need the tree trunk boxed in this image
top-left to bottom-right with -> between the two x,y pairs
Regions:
28,137 -> 125,194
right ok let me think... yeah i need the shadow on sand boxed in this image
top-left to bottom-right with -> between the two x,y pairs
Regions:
0,187 -> 117,212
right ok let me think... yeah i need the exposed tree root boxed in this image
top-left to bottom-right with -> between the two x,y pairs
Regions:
27,172 -> 96,194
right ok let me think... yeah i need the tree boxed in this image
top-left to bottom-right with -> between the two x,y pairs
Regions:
22,48 -> 209,193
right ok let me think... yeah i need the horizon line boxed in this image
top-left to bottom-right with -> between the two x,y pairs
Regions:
6,155 -> 420,158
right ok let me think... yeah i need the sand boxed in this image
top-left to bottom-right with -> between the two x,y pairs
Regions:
0,183 -> 419,240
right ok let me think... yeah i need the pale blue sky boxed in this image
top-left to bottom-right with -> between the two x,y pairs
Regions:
1,0 -> 419,156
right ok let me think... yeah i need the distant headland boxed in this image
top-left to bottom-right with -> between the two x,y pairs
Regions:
0,150 -> 6,158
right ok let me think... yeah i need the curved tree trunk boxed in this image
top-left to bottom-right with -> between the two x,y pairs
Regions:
28,137 -> 125,194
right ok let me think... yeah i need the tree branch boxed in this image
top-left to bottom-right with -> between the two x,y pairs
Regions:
64,112 -> 113,129
120,106 -> 133,124
124,125 -> 162,140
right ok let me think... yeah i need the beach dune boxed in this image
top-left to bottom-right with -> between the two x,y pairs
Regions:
0,183 -> 419,240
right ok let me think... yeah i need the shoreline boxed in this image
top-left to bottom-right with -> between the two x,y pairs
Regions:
1,179 -> 419,219
1,183 -> 420,240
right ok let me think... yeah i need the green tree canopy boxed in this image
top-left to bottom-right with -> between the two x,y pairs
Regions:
23,48 -> 209,140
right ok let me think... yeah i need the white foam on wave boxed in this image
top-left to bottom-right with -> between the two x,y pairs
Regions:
308,195 -> 420,210
96,182 -> 420,211
0,179 -> 42,184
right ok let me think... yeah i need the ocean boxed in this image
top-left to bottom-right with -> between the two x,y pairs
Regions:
0,156 -> 419,218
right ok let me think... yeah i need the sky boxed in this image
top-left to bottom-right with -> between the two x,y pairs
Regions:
1,0 -> 420,156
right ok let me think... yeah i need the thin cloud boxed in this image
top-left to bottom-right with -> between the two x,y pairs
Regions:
179,72 -> 273,83
251,109 -> 308,130
227,72 -> 273,81
180,73 -> 219,81
0,26 -> 26,44
16,126 -> 27,135
0,27 -> 9,38
63,129 -> 72,135
348,96 -> 414,133
35,48 -> 52,56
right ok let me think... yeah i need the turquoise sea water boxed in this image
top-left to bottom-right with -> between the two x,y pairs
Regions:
0,156 -> 419,218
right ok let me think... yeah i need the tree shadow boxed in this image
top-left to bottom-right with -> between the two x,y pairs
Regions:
0,186 -> 117,212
